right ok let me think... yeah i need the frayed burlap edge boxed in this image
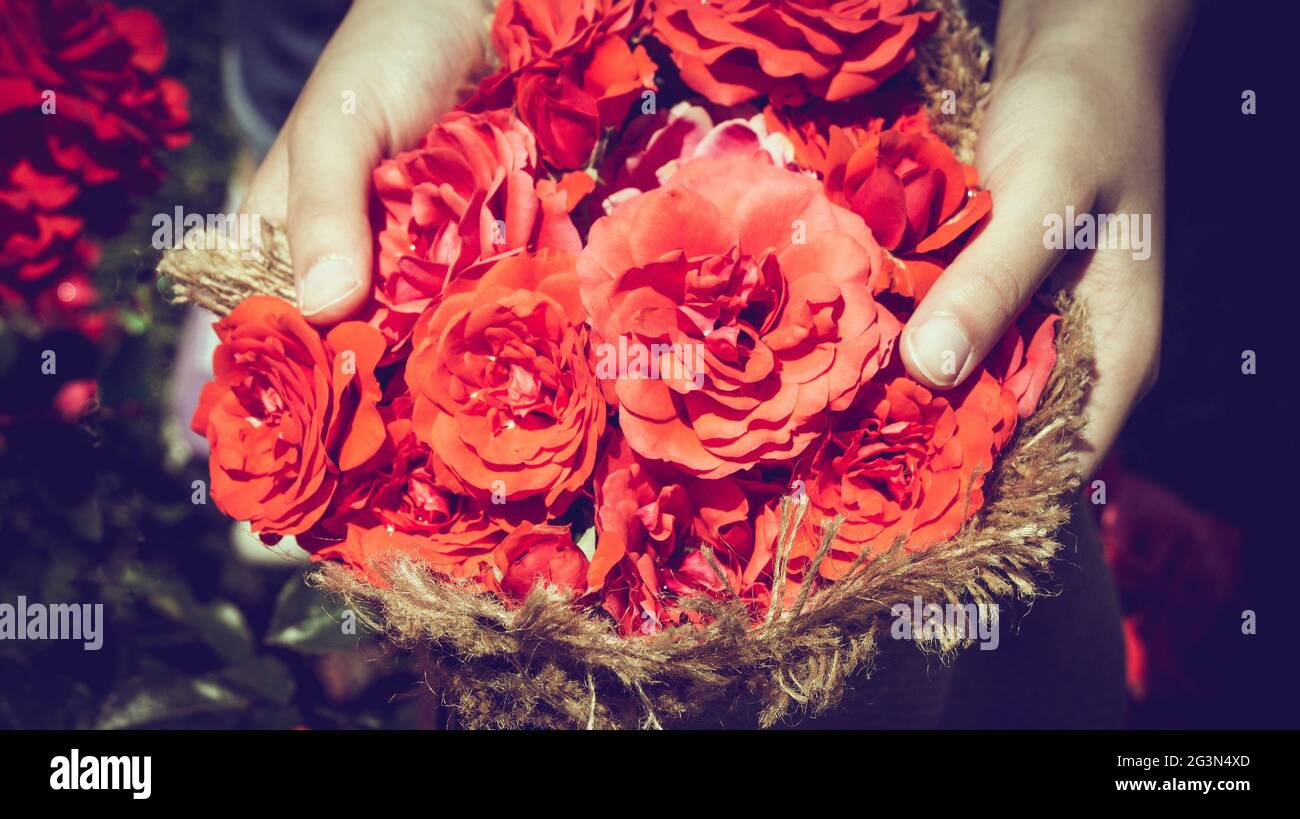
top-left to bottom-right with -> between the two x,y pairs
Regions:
916,0 -> 993,165
157,216 -> 295,312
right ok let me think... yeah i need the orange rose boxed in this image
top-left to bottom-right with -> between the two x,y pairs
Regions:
578,154 -> 899,478
191,296 -> 386,536
822,115 -> 990,299
652,0 -> 938,106
323,516 -> 505,592
799,307 -> 1059,575
823,120 -> 988,256
301,397 -> 510,588
405,252 -> 606,510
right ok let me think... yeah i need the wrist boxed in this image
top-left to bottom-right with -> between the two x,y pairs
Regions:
996,0 -> 1194,95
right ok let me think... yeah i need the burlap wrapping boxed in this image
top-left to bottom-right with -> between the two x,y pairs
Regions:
158,0 -> 1095,729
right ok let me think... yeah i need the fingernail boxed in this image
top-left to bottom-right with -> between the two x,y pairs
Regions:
297,255 -> 361,317
906,313 -> 973,387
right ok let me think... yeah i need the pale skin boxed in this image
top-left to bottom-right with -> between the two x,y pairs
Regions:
240,0 -> 1195,479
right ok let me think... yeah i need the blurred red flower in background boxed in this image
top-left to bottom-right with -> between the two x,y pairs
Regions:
0,0 -> 190,383
1094,456 -> 1242,701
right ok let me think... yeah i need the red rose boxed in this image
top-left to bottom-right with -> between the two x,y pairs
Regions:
494,521 -> 590,600
0,163 -> 103,332
369,109 -> 583,354
0,160 -> 108,339
823,122 -> 986,256
191,296 -> 387,536
301,397 -> 510,588
0,0 -> 189,347
799,368 -> 1016,576
0,160 -> 83,283
579,154 -> 899,478
985,305 -> 1060,419
763,102 -> 878,172
661,474 -> 783,619
590,431 -> 782,634
466,0 -> 656,169
652,0 -> 937,106
405,252 -> 606,510
515,72 -> 602,171
589,431 -> 686,633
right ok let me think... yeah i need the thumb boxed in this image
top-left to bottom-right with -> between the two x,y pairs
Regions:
900,163 -> 1093,388
284,77 -> 383,324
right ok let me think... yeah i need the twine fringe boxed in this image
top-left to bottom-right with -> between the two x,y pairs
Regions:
916,0 -> 993,165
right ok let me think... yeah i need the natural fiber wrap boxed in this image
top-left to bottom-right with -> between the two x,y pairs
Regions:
158,0 -> 1095,729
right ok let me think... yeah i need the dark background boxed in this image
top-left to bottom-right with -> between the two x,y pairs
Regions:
1120,0 -> 1298,727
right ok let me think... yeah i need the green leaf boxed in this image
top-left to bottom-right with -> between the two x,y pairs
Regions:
96,674 -> 247,730
265,572 -> 363,654
120,564 -> 255,663
191,600 -> 257,664
117,309 -> 150,336
219,656 -> 295,705
94,658 -> 295,729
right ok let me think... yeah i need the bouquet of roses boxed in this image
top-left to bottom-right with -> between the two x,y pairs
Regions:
174,0 -> 1090,728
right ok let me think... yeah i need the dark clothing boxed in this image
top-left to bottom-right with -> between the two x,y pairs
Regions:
804,498 -> 1127,729
223,0 -> 350,156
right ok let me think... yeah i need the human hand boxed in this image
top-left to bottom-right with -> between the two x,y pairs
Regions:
238,0 -> 489,323
898,0 -> 1194,477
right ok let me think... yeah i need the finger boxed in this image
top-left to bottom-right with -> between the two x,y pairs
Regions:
900,160 -> 1094,389
237,127 -> 289,225
284,67 -> 384,324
